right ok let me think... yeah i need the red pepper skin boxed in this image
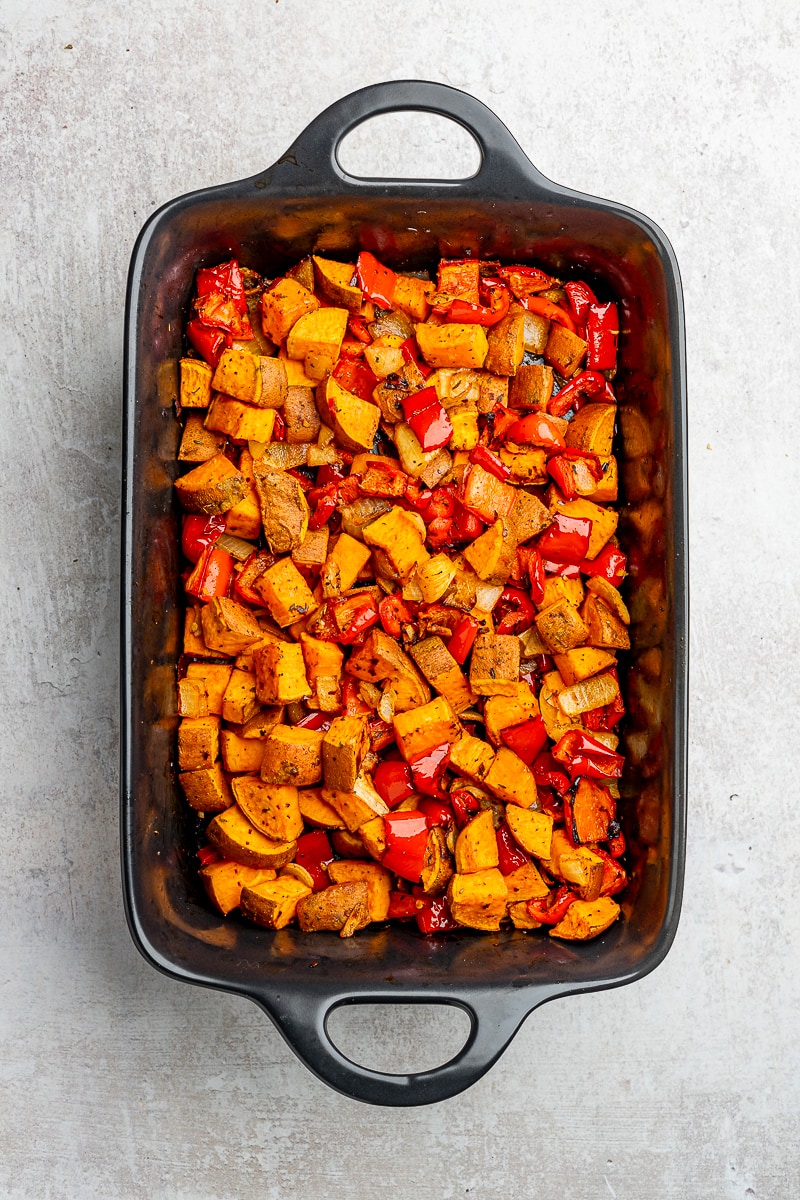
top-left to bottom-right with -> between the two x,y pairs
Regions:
418,797 -> 454,827
546,455 -> 579,499
452,501 -> 484,541
405,481 -> 434,512
356,251 -> 396,309
586,302 -> 619,370
527,547 -> 546,606
500,716 -> 548,766
401,387 -> 453,451
547,370 -> 609,418
527,885 -> 577,925
295,711 -> 333,732
553,730 -> 625,780
607,832 -> 626,859
382,811 -> 429,883
450,788 -> 481,829
185,544 -> 234,602
537,513 -> 592,566
378,593 -> 411,637
308,487 -> 338,531
415,895 -> 459,935
495,586 -> 536,636
504,412 -> 566,452
447,280 -> 510,327
341,676 -> 372,716
294,830 -> 334,892
496,264 -> 555,297
373,759 -> 416,809
197,844 -> 220,867
597,848 -> 627,895
532,752 -> 571,795
387,891 -> 421,920
196,260 -> 248,313
181,513 -> 226,563
346,315 -> 373,344
337,600 -> 380,645
400,337 -> 432,377
332,357 -> 378,403
469,444 -> 510,482
583,668 -> 625,731
447,615 -> 480,665
580,544 -> 627,586
186,318 -> 225,366
496,823 -> 529,874
408,743 -> 451,797
563,280 -> 598,326
520,294 -> 577,332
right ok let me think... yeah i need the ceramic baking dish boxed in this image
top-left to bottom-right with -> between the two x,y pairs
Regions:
121,80 -> 688,1106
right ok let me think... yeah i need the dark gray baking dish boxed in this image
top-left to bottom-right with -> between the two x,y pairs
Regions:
121,80 -> 688,1107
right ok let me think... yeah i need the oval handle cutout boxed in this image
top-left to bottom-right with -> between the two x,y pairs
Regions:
336,110 -> 482,180
326,1002 -> 472,1075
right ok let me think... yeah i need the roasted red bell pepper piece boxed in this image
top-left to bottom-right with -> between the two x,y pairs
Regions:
382,811 -> 429,883
496,822 -> 529,875
387,891 -> 421,920
186,318 -> 225,366
373,759 -> 416,809
181,513 -> 226,563
532,752 -> 571,795
579,543 -> 627,586
546,451 -> 604,499
503,411 -> 566,452
469,444 -> 510,482
337,599 -> 380,645
553,730 -> 625,780
194,259 -> 253,341
400,336 -> 431,377
295,711 -> 333,732
418,796 -> 454,827
308,485 -> 338,530
537,513 -> 592,565
346,315 -> 373,344
419,486 -> 457,524
500,716 -> 548,766
401,386 -> 453,451
583,668 -> 625,731
520,294 -> 576,332
563,280 -> 598,326
521,546 -> 546,605
332,356 -> 379,403
527,885 -> 577,925
378,593 -> 411,637
195,259 -> 249,313
447,614 -> 480,665
415,895 -> 459,934
196,844 -> 220,867
586,302 -> 619,370
295,829 -> 335,891
184,543 -> 234,602
451,500 -> 484,541
341,676 -> 372,716
597,848 -> 627,894
495,586 -> 536,636
408,742 -> 451,797
607,830 -> 626,859
542,559 -> 581,579
450,788 -> 481,829
447,279 -> 510,326
547,370 -> 611,418
356,251 -> 396,309
496,264 -> 555,297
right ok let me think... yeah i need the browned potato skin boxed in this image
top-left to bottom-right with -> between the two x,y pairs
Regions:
296,882 -> 371,937
251,464 -> 310,554
206,804 -> 298,870
284,386 -> 321,443
322,714 -> 369,792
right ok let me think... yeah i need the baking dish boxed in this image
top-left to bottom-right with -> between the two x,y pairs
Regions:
121,80 -> 688,1106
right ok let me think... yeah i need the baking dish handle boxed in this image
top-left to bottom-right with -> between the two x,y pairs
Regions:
255,984 -> 557,1107
264,79 -> 550,195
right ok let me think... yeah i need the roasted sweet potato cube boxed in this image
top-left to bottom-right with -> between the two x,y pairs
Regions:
300,633 -> 344,713
201,861 -> 277,916
553,647 -> 617,685
223,449 -> 262,540
506,805 -> 553,859
553,498 -> 618,560
359,815 -> 387,861
179,357 -> 214,408
462,463 -> 517,522
549,896 -> 620,940
174,453 -> 247,515
409,637 -> 475,713
312,255 -> 362,312
463,518 -> 517,584
535,598 -> 589,654
298,788 -> 346,829
283,385 -> 321,442
393,696 -> 460,760
254,642 -> 311,705
570,778 -> 616,844
201,598 -> 263,656
327,860 -> 392,921
322,715 -> 370,792
258,358 -> 290,409
205,395 -> 276,442
449,733 -> 495,783
261,277 -> 319,343
483,691 -> 539,745
543,830 -> 605,901
582,595 -> 631,650
255,558 -> 316,628
544,324 -> 588,378
321,533 -> 372,598
484,746 -> 538,809
504,489 -> 551,544
499,449 -> 548,485
178,715 -> 220,772
212,348 -> 264,404
178,414 -> 226,462
586,577 -> 630,624
221,668 -> 259,725
469,634 -> 521,697
292,526 -> 330,569
455,810 -> 499,874
240,876 -> 312,929
393,275 -> 434,322
252,464 -> 310,554
539,575 -> 585,612
477,372 -> 508,413
325,376 -> 382,452
362,506 -> 428,581
508,901 -> 543,930
179,763 -> 232,813
220,730 -> 265,774
414,322 -> 489,370
296,881 -> 371,937
447,868 -> 508,931
438,259 -> 481,303
556,671 -> 620,717
565,403 -> 616,456
185,662 -> 233,713
484,311 -> 526,376
231,777 -> 304,841
504,863 -> 550,903
287,308 -> 348,380
177,676 -> 209,718
260,725 -> 323,786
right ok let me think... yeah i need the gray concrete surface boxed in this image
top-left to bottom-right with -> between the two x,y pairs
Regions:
1,1 -> 797,1196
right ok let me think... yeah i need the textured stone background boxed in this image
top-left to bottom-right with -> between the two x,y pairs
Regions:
2,1 -> 798,1197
